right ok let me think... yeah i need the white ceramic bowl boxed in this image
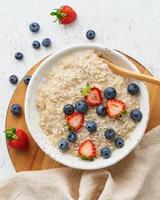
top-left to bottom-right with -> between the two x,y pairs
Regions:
25,44 -> 150,170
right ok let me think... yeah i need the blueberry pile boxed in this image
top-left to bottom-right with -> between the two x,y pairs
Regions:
100,128 -> 124,158
58,82 -> 142,159
29,22 -> 51,49
10,22 -> 52,86
11,25 -> 95,87
58,131 -> 77,151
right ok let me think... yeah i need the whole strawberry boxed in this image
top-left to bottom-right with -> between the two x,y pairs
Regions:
50,5 -> 77,25
5,128 -> 29,150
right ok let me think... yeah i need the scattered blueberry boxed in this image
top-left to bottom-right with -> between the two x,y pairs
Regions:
11,104 -> 22,116
86,30 -> 96,40
29,22 -> 40,32
96,105 -> 106,116
58,139 -> 69,151
130,109 -> 142,122
63,104 -> 74,115
15,52 -> 23,60
23,75 -> 31,85
9,75 -> 18,85
75,100 -> 88,114
42,38 -> 51,47
67,132 -> 77,142
115,138 -> 124,148
86,121 -> 97,133
104,129 -> 116,140
32,40 -> 41,49
104,87 -> 116,99
101,147 -> 111,159
127,83 -> 140,95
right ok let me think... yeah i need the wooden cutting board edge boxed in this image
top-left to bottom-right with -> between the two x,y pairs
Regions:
5,52 -> 160,172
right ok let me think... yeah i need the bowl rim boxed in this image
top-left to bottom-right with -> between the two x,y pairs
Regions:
25,44 -> 150,170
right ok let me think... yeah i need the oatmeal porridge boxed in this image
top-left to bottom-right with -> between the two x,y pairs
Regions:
36,49 -> 141,160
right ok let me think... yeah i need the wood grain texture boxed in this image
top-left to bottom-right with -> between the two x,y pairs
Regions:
5,54 -> 160,172
102,58 -> 160,85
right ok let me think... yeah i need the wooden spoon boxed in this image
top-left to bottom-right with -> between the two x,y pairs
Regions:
101,58 -> 160,86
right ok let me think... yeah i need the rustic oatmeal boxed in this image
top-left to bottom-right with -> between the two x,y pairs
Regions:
36,49 -> 141,160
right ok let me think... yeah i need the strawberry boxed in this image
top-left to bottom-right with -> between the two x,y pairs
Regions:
78,139 -> 96,160
66,112 -> 84,131
106,99 -> 126,118
81,84 -> 102,106
4,128 -> 29,150
50,5 -> 77,25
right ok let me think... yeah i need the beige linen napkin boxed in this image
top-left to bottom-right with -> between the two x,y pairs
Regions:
0,126 -> 160,200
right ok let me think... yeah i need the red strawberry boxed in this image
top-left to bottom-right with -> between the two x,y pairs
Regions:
81,84 -> 102,106
106,99 -> 126,118
84,87 -> 102,106
66,112 -> 84,131
78,139 -> 96,160
5,128 -> 29,150
50,5 -> 77,25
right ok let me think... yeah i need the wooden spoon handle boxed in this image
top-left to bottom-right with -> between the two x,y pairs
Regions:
102,58 -> 160,86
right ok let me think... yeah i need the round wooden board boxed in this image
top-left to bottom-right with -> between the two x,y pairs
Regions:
5,52 -> 160,172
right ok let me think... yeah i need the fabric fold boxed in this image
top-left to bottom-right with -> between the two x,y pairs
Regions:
0,126 -> 160,200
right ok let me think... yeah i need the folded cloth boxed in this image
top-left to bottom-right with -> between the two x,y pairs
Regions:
0,126 -> 160,200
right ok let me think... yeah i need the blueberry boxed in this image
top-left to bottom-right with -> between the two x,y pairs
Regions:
127,83 -> 140,95
86,30 -> 96,40
42,38 -> 51,47
23,75 -> 31,85
9,75 -> 18,85
86,121 -> 97,133
130,109 -> 142,122
67,132 -> 77,142
32,41 -> 40,49
11,104 -> 22,116
115,138 -> 124,148
75,100 -> 88,114
101,147 -> 111,159
104,87 -> 116,99
58,139 -> 69,151
96,105 -> 106,116
104,129 -> 116,140
63,104 -> 74,115
15,52 -> 23,60
29,22 -> 40,32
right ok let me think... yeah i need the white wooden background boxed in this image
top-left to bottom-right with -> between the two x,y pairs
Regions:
0,0 -> 160,179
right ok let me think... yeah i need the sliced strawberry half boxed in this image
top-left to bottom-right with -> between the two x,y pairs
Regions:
84,87 -> 102,106
66,112 -> 84,131
78,139 -> 96,160
106,99 -> 126,118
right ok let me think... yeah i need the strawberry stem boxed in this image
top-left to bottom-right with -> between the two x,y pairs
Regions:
117,110 -> 128,120
50,8 -> 67,23
4,128 -> 18,141
63,123 -> 74,132
81,156 -> 94,161
80,83 -> 92,96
